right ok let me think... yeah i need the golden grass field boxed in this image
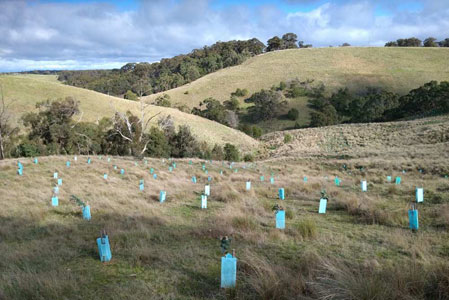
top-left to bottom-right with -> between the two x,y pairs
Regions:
1,115 -> 448,299
0,74 -> 258,151
143,47 -> 449,108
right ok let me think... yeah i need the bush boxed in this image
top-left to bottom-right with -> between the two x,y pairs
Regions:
252,126 -> 262,138
124,90 -> 138,101
244,153 -> 254,162
279,81 -> 287,91
284,134 -> 292,144
287,108 -> 299,120
154,94 -> 171,107
231,88 -> 249,97
224,143 -> 240,161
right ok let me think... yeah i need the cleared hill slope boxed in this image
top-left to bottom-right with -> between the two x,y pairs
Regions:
143,47 -> 449,107
0,75 -> 258,151
262,115 -> 449,160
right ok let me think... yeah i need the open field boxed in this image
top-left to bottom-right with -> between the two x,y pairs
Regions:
1,148 -> 448,299
143,47 -> 449,109
0,75 -> 258,151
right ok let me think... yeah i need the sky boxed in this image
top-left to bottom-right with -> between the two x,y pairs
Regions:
0,0 -> 448,72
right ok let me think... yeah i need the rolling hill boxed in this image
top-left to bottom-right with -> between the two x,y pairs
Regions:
0,74 -> 259,151
262,115 -> 449,164
143,47 -> 449,108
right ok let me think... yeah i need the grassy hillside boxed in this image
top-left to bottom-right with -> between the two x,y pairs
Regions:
262,115 -> 449,159
144,47 -> 449,107
0,75 -> 258,151
1,148 -> 448,298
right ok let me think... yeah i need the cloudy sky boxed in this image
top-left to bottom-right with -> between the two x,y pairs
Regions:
1,0 -> 448,72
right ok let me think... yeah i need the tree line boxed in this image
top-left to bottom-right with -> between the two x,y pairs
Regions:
0,96 -> 244,162
385,37 -> 449,47
308,81 -> 449,127
56,34 -> 313,99
57,38 -> 266,98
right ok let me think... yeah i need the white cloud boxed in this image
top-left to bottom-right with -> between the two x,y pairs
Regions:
0,0 -> 448,71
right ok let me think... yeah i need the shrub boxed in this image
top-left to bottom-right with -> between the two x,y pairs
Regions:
124,90 -> 138,101
287,108 -> 299,120
154,94 -> 171,107
231,88 -> 249,97
284,134 -> 292,144
252,126 -> 262,139
244,154 -> 254,162
224,143 -> 240,161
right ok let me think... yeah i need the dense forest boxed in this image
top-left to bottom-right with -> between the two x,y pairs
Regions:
57,38 -> 266,97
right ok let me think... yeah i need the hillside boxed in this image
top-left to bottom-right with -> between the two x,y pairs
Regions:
143,47 -> 449,108
262,115 -> 449,161
1,147 -> 448,298
0,75 -> 258,151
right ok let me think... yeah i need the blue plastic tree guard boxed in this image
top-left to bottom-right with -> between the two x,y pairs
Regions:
335,177 -> 341,186
139,183 -> 144,191
66,161 -> 70,167
246,181 -> 251,191
150,168 -> 154,174
279,188 -> 285,200
173,163 -> 176,168
103,173 -> 108,180
87,158 -> 91,164
208,176 -> 212,182
17,168 -> 23,176
202,165 -> 206,171
319,199 -> 327,214
113,165 -> 117,170
54,172 -> 58,179
221,253 -> 237,288
416,188 -> 424,203
270,177 -> 274,184
51,196 -> 58,207
220,170 -> 223,175
54,186 -> 59,194
58,178 -> 63,186
361,181 -> 367,192
387,176 -> 392,182
205,185 -> 210,196
276,210 -> 285,229
260,176 -> 264,181
34,158 -> 38,164
201,195 -> 207,209
18,162 -> 23,169
153,174 -> 157,179
120,169 -> 125,175
169,166 -> 173,172
192,176 -> 197,183
303,176 -> 308,183
83,205 -> 91,220
395,177 -> 401,185
189,160 -> 192,165
408,209 -> 419,230
108,157 -> 111,162
160,190 -> 166,203
97,235 -> 112,262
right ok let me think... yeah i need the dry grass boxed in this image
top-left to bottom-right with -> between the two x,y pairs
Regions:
143,47 -> 449,107
0,75 -> 258,151
1,151 -> 448,299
